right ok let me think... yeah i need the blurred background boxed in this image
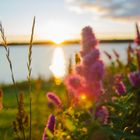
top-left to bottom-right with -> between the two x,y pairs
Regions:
0,0 -> 139,83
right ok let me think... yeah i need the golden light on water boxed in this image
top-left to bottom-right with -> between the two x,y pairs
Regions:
49,47 -> 66,84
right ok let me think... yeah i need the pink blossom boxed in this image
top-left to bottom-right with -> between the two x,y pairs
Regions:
47,114 -> 55,133
81,26 -> 98,56
87,60 -> 105,81
75,81 -> 104,101
76,60 -> 104,82
115,81 -> 126,96
65,75 -> 82,92
95,106 -> 109,125
82,48 -> 100,66
87,82 -> 104,99
47,92 -> 62,107
128,71 -> 140,87
75,64 -> 84,76
65,26 -> 105,103
42,114 -> 56,140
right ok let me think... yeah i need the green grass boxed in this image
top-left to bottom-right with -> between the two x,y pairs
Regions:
0,78 -> 66,140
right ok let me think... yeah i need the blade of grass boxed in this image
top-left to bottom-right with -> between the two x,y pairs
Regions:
0,22 -> 26,140
0,22 -> 19,103
27,16 -> 35,140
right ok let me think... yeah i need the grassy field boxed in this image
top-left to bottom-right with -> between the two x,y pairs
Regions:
0,78 -> 67,140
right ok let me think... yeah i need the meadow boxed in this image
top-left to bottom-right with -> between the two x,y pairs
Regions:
0,19 -> 140,140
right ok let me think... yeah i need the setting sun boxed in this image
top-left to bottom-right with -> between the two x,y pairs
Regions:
51,35 -> 64,45
46,21 -> 72,44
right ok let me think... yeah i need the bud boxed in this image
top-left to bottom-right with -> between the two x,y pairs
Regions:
47,92 -> 62,107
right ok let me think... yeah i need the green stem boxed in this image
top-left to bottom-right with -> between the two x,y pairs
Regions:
28,16 -> 35,140
0,22 -> 26,140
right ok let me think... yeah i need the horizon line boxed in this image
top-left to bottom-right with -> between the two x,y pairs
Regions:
0,39 -> 134,46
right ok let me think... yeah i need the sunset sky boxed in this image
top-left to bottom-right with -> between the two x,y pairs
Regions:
0,0 -> 140,43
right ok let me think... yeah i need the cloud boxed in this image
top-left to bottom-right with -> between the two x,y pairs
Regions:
66,0 -> 140,20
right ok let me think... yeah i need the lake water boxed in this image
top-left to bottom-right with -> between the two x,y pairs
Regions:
0,43 -> 135,83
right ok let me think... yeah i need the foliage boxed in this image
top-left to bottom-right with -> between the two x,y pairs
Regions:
1,22 -> 140,140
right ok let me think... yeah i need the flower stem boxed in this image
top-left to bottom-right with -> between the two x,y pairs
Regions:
27,16 -> 35,140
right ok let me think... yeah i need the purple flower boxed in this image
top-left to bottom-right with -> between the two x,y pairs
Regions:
87,60 -> 105,81
47,114 -> 55,133
115,81 -> 126,96
81,26 -> 98,55
64,26 -> 105,102
42,114 -> 56,140
65,75 -> 82,92
78,81 -> 104,101
82,48 -> 100,66
95,106 -> 109,125
47,92 -> 62,107
75,64 -> 84,76
128,71 -> 140,87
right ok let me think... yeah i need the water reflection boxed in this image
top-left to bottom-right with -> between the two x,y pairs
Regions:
49,47 -> 66,81
0,43 -> 133,83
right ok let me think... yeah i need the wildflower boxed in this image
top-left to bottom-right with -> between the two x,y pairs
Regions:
65,75 -> 82,92
87,60 -> 104,81
77,81 -> 104,101
82,48 -> 100,66
47,92 -> 62,107
42,114 -> 56,140
95,106 -> 109,125
80,26 -> 98,56
75,64 -> 84,76
65,26 -> 105,102
135,23 -> 140,46
128,71 -> 140,88
115,81 -> 126,96
47,114 -> 55,133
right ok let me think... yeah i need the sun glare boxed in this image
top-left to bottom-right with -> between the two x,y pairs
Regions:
52,36 -> 65,45
81,94 -> 86,100
46,21 -> 72,44
49,47 -> 66,81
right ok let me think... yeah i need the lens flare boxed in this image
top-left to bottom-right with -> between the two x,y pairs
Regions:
81,94 -> 86,100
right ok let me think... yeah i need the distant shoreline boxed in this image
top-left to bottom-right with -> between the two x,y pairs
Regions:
0,39 -> 133,46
